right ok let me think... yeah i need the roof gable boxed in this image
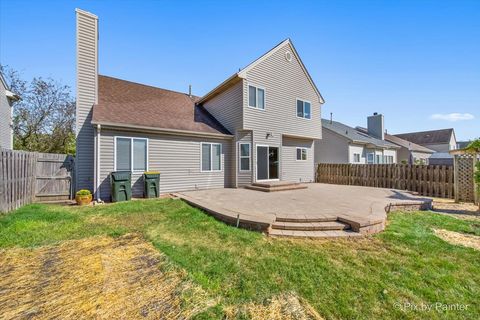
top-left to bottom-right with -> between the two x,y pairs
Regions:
238,39 -> 324,103
199,39 -> 324,104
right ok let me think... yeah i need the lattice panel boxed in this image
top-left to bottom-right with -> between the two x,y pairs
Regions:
454,154 -> 475,202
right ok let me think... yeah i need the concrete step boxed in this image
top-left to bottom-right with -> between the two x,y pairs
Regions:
275,215 -> 337,223
269,229 -> 362,238
272,221 -> 350,231
245,184 -> 307,192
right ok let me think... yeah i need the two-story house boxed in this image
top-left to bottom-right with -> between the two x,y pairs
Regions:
0,71 -> 19,149
75,9 -> 324,200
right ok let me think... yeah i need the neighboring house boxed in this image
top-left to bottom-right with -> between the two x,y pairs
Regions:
428,152 -> 454,166
0,72 -> 19,149
75,9 -> 324,200
395,128 -> 457,153
457,140 -> 473,150
381,133 -> 434,164
315,114 -> 399,164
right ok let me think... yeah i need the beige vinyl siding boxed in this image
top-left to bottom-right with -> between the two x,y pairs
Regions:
243,42 -> 322,139
281,136 -> 314,182
98,129 -> 233,200
0,80 -> 12,149
202,80 -> 243,133
75,10 -> 98,192
314,129 -> 349,164
236,130 -> 253,186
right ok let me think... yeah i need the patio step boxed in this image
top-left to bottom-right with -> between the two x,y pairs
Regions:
275,216 -> 337,223
245,182 -> 307,192
269,229 -> 362,238
271,221 -> 350,231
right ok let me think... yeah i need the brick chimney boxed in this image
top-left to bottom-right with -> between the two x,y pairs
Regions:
75,9 -> 98,193
367,112 -> 384,140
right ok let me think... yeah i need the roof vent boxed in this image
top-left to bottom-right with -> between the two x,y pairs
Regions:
285,51 -> 292,62
373,112 -> 378,115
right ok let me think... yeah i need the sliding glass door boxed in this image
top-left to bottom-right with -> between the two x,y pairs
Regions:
256,146 -> 279,181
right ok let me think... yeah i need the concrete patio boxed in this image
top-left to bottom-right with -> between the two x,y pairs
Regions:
175,183 -> 433,238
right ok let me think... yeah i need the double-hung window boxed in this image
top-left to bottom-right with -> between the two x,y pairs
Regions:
296,99 -> 311,119
248,85 -> 265,110
239,143 -> 251,171
115,137 -> 148,172
353,153 -> 361,163
367,153 -> 374,164
201,143 -> 222,172
296,147 -> 307,161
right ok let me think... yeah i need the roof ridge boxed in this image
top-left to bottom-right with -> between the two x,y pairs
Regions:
98,74 -> 199,99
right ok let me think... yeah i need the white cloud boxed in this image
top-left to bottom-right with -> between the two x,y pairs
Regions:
430,113 -> 475,122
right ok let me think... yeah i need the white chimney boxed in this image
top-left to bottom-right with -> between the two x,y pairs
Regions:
75,9 -> 98,193
367,112 -> 384,140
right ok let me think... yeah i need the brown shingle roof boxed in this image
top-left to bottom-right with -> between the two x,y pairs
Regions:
92,75 -> 231,135
384,133 -> 435,153
395,129 -> 454,145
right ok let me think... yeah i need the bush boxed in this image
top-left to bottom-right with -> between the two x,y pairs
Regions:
76,189 -> 91,196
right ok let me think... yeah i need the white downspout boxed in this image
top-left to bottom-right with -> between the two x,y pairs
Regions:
96,124 -> 101,202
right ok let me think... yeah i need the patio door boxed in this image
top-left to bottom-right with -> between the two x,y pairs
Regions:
256,146 -> 279,181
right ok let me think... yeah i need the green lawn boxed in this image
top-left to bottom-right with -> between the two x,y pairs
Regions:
1,199 -> 479,319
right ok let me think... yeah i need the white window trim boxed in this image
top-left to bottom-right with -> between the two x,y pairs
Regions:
256,144 -> 280,182
353,153 -> 361,163
296,98 -> 312,120
200,142 -> 223,172
114,136 -> 149,173
367,153 -> 374,164
238,142 -> 251,172
296,147 -> 308,161
247,84 -> 266,111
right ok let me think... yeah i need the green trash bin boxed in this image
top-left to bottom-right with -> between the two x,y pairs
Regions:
110,171 -> 132,202
143,172 -> 160,198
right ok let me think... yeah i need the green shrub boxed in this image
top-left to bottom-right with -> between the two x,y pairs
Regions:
76,189 -> 91,196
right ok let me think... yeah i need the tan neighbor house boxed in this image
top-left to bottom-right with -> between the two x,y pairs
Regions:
75,9 -> 324,200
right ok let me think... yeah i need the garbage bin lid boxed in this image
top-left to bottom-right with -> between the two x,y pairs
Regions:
111,171 -> 131,181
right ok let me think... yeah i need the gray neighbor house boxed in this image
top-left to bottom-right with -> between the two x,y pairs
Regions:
0,72 -> 19,149
75,9 -> 324,200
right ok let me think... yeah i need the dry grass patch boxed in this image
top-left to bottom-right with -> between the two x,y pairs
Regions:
224,292 -> 324,320
0,234 -> 215,319
432,199 -> 480,221
434,229 -> 480,251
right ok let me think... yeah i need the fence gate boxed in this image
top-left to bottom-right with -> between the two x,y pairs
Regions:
35,152 -> 75,202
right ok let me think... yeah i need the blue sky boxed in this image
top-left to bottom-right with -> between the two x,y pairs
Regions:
1,0 -> 479,140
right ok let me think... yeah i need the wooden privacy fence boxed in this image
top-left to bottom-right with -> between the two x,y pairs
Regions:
316,163 -> 455,199
0,148 -> 75,213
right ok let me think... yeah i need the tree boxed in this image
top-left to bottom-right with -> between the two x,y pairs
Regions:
1,65 -> 76,154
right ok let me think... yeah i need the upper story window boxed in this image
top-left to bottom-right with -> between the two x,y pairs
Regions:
296,99 -> 311,119
201,142 -> 222,172
248,85 -> 265,110
115,137 -> 148,172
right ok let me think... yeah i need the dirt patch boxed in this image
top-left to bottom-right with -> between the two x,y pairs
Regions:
224,292 -> 324,320
434,229 -> 480,251
0,234 -> 214,319
432,199 -> 479,221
